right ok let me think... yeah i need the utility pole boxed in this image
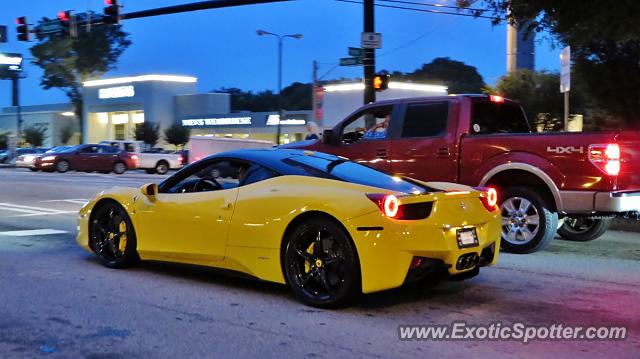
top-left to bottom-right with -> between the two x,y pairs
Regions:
363,0 -> 376,105
312,60 -> 318,122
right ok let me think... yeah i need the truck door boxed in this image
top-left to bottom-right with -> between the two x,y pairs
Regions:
388,101 -> 458,182
316,104 -> 396,173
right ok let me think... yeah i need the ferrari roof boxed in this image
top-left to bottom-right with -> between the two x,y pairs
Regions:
208,148 -> 347,175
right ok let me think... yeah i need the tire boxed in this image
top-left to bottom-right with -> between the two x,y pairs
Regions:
56,160 -> 70,173
113,162 -> 127,175
499,186 -> 558,254
558,217 -> 613,242
89,202 -> 140,269
283,217 -> 361,308
155,161 -> 169,175
145,169 -> 155,174
29,168 -> 38,172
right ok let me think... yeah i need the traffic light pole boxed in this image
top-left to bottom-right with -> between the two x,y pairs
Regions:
121,0 -> 291,20
11,77 -> 22,145
363,0 -> 375,105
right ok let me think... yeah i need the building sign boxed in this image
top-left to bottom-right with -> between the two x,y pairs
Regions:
0,53 -> 23,79
99,85 -> 135,99
182,117 -> 252,127
266,114 -> 307,126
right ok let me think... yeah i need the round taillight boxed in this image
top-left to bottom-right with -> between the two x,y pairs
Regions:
383,195 -> 399,218
487,188 -> 498,208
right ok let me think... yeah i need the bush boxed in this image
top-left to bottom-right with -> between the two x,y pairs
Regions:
23,125 -> 47,147
134,122 -> 160,147
60,125 -> 74,145
164,124 -> 190,150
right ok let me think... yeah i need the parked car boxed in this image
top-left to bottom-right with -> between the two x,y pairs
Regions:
285,94 -> 640,253
16,147 -> 69,171
39,144 -> 139,174
99,140 -> 183,175
6,147 -> 49,165
0,150 -> 8,163
76,148 -> 500,308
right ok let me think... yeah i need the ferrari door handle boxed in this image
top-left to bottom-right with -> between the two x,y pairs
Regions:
221,202 -> 233,210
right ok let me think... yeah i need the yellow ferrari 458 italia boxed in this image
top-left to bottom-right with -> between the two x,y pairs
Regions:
77,149 -> 501,307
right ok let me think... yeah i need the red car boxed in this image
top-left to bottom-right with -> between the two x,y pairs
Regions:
38,144 -> 139,174
286,95 -> 640,253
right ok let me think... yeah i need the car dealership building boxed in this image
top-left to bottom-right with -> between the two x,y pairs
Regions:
0,74 -> 447,147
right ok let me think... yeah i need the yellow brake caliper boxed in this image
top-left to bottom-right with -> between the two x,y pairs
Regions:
304,243 -> 315,273
118,221 -> 128,252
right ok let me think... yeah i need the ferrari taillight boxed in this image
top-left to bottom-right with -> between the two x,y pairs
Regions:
366,194 -> 433,220
367,193 -> 399,218
589,143 -> 620,176
476,187 -> 499,212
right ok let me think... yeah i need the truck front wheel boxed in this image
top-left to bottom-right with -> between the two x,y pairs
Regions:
557,217 -> 612,242
499,186 -> 558,254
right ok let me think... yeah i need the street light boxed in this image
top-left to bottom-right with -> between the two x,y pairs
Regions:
256,29 -> 303,145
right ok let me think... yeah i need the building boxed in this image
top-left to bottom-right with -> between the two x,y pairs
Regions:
1,73 -> 448,147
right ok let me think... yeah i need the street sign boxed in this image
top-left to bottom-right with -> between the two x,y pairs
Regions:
361,32 -> 382,49
348,47 -> 364,57
560,46 -> 571,93
339,57 -> 363,67
0,26 -> 7,43
0,53 -> 23,79
36,20 -> 63,35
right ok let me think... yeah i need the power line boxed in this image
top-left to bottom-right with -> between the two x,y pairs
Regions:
378,0 -> 491,13
334,0 -> 505,20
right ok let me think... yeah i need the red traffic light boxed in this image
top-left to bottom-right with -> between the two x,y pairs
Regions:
58,11 -> 71,22
105,0 -> 118,5
16,17 -> 27,25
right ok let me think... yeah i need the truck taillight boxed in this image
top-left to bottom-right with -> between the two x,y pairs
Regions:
588,143 -> 620,176
489,95 -> 504,103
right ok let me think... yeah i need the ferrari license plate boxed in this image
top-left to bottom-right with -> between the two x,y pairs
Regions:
456,228 -> 479,249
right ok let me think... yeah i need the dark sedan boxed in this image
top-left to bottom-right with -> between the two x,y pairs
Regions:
38,144 -> 139,174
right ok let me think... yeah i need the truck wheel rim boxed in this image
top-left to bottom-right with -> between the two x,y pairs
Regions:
501,197 -> 540,245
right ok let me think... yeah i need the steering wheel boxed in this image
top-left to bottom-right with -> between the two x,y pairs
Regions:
193,177 -> 222,192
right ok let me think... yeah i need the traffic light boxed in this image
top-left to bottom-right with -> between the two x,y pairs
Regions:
16,17 -> 30,42
58,11 -> 72,36
104,0 -> 121,25
373,74 -> 390,91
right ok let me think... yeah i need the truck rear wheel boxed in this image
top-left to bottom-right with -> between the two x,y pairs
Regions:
557,217 -> 612,242
499,186 -> 558,254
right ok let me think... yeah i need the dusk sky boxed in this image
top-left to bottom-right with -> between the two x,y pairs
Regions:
1,0 -> 562,107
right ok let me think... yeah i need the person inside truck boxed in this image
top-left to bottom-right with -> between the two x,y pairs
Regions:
363,114 -> 391,139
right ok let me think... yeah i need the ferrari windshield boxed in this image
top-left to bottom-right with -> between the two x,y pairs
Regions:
281,154 -> 429,194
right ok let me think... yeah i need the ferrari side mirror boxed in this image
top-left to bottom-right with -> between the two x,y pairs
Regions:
141,183 -> 158,196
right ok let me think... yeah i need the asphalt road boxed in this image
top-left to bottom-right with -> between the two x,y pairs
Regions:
0,168 -> 639,358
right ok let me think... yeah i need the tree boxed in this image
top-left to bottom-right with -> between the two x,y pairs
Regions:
389,57 -> 486,93
23,125 -> 47,147
30,14 -> 132,142
214,82 -> 312,112
59,125 -> 74,145
164,124 -> 190,150
134,122 -> 160,148
0,131 -> 10,149
458,1 -> 640,127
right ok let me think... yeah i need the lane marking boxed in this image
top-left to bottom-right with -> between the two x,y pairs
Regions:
40,199 -> 89,205
0,229 -> 68,237
9,211 -> 77,218
0,202 -> 63,213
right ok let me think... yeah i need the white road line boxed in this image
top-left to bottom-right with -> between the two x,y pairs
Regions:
40,199 -> 89,204
0,202 -> 63,213
0,229 -> 68,237
10,211 -> 77,218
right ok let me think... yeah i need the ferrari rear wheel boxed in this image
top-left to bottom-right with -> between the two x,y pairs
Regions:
284,218 -> 360,308
89,202 -> 140,269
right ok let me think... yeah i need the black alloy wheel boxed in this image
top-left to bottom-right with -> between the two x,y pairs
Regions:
557,217 -> 613,242
89,202 -> 140,268
284,218 -> 360,308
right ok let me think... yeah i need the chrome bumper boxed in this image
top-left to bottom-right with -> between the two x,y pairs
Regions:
560,190 -> 640,213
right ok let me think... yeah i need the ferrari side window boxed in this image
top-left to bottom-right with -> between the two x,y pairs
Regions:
163,160 -> 248,193
240,164 -> 279,186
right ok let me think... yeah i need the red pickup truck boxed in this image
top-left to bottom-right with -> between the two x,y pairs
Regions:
286,94 -> 640,253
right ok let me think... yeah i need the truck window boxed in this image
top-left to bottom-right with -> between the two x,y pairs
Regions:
472,102 -> 530,134
340,106 -> 393,144
401,102 -> 449,138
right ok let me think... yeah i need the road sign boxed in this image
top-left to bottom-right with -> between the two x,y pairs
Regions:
348,47 -> 363,57
560,46 -> 571,93
0,53 -> 23,79
0,26 -> 7,43
339,57 -> 363,67
36,20 -> 63,35
361,32 -> 382,49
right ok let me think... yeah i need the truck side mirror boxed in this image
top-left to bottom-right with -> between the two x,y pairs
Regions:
322,129 -> 339,145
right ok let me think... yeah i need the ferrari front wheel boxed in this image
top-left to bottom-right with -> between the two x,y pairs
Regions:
284,218 -> 360,308
89,202 -> 140,269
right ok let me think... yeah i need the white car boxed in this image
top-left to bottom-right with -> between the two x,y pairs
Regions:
99,140 -> 183,174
